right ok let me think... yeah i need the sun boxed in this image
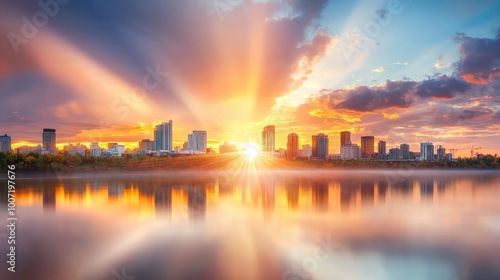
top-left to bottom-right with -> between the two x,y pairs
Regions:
243,144 -> 258,160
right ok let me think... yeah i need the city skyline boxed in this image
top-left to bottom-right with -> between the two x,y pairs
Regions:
1,1 -> 499,157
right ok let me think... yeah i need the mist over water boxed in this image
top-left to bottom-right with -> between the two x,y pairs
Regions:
1,170 -> 500,280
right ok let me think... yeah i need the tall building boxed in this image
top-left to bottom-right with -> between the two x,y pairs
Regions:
437,145 -> 446,161
90,142 -> 101,157
340,131 -> 351,147
139,139 -> 155,152
400,144 -> 410,159
188,130 -> 207,154
388,148 -> 401,160
312,135 -> 318,158
219,142 -> 238,154
420,142 -> 434,161
261,125 -> 275,155
314,134 -> 329,160
360,136 -> 375,159
0,134 -> 12,152
108,143 -> 119,149
286,133 -> 299,160
378,140 -> 386,160
341,142 -> 360,159
155,120 -> 173,151
42,128 -> 56,150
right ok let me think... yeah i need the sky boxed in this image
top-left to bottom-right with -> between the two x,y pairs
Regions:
0,0 -> 499,157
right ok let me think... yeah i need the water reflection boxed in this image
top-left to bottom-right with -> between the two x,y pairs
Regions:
0,171 -> 499,280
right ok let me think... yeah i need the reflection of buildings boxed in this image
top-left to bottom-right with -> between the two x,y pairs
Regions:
378,180 -> 388,202
155,187 -> 172,216
43,187 -> 56,211
340,180 -> 356,213
286,180 -> 299,211
261,176 -> 275,218
420,178 -> 434,197
360,181 -> 375,206
187,187 -> 206,221
311,181 -> 328,211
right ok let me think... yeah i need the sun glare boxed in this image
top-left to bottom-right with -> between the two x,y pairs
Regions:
244,144 -> 258,160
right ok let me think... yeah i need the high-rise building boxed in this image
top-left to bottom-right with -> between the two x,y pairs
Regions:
388,148 -> 401,160
42,128 -> 56,150
314,134 -> 329,160
139,139 -> 155,152
108,143 -> 119,149
286,133 -> 299,160
0,134 -> 12,152
420,142 -> 434,161
437,145 -> 446,161
63,143 -> 87,156
155,120 -> 173,151
300,144 -> 312,158
340,131 -> 351,147
378,140 -> 386,160
400,144 -> 410,159
90,142 -> 101,157
188,130 -> 207,154
312,135 -> 318,158
219,142 -> 238,154
261,125 -> 275,155
360,136 -> 375,159
340,142 -> 360,159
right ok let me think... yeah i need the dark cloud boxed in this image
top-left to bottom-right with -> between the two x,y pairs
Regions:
331,80 -> 416,112
415,75 -> 471,99
454,27 -> 500,84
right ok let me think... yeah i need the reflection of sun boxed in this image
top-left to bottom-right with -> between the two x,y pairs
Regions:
244,144 -> 258,160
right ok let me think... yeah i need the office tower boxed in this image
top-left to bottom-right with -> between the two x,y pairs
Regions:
437,145 -> 446,161
286,133 -> 299,160
378,140 -> 386,160
420,142 -> 434,161
301,144 -> 312,158
400,144 -> 410,159
155,120 -> 173,151
313,133 -> 329,160
360,136 -> 375,159
188,130 -> 208,153
0,134 -> 12,152
219,142 -> 238,154
42,128 -> 56,150
139,139 -> 155,152
261,125 -> 275,155
388,148 -> 401,160
340,131 -> 351,147
340,142 -> 360,159
312,135 -> 318,158
108,143 -> 118,149
90,142 -> 101,157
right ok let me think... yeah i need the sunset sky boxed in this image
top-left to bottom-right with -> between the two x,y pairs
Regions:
1,0 -> 499,156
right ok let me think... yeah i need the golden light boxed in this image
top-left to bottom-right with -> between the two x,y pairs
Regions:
243,144 -> 258,160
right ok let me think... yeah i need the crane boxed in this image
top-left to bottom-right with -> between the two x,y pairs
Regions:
471,146 -> 481,158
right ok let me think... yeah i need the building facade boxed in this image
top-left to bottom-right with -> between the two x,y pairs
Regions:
139,139 -> 155,152
42,128 -> 56,153
340,131 -> 351,147
154,120 -> 173,151
400,144 -> 410,159
360,136 -> 375,159
378,140 -> 386,160
315,134 -> 329,160
0,134 -> 11,152
341,142 -> 360,159
261,125 -> 275,156
437,145 -> 446,161
286,133 -> 299,160
188,130 -> 208,154
420,142 -> 434,161
219,142 -> 238,154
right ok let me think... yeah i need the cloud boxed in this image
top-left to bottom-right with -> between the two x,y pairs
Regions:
454,27 -> 500,84
414,75 -> 471,99
330,80 -> 417,112
372,67 -> 385,73
434,55 -> 451,70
